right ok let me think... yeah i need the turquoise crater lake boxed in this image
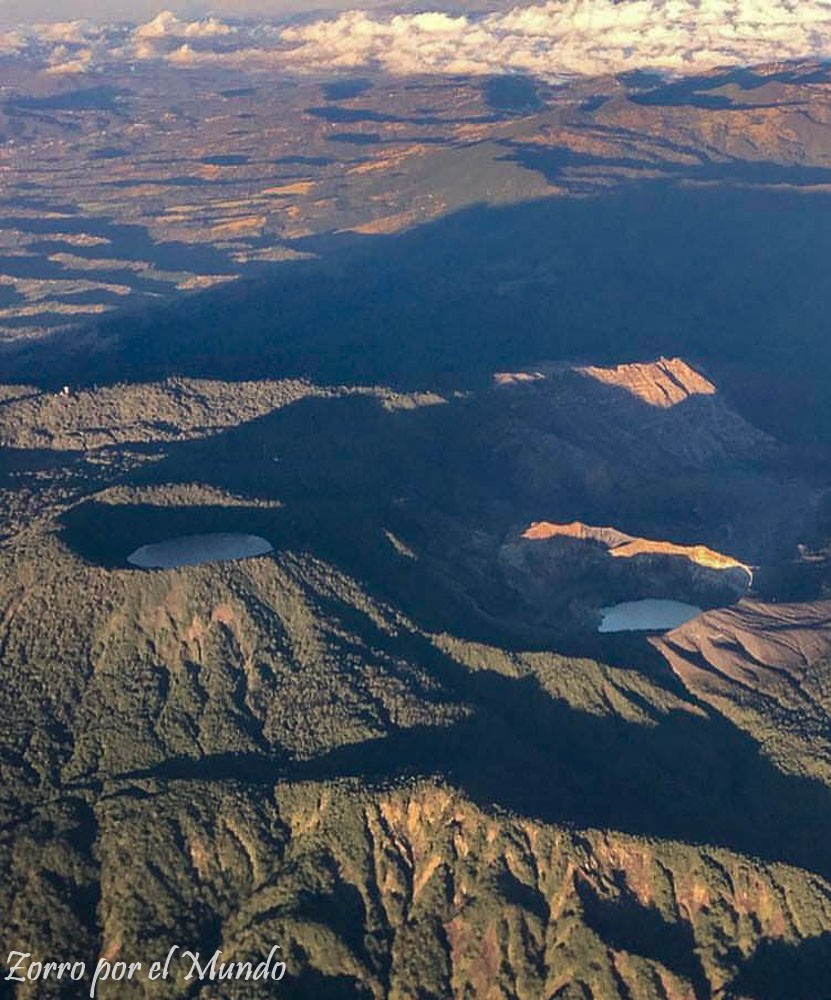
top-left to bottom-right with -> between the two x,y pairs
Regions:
598,599 -> 703,633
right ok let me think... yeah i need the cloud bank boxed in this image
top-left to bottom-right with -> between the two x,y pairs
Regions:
4,2 -> 831,79
281,0 -> 831,77
0,11 -> 251,71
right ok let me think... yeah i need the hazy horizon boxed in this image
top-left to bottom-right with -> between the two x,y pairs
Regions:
0,0 -> 393,28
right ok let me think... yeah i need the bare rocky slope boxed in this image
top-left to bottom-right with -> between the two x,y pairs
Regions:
653,600 -> 831,786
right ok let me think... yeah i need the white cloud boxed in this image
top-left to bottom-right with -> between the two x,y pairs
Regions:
0,29 -> 26,54
34,20 -> 95,44
45,54 -> 94,74
133,10 -> 233,41
279,0 -> 831,78
166,41 -> 197,63
165,42 -> 278,66
126,10 -> 238,63
7,1 -> 831,79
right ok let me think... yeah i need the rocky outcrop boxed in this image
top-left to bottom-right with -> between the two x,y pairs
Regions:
500,520 -> 752,627
480,355 -> 812,570
576,357 -> 717,409
492,357 -> 773,477
522,521 -> 753,580
652,599 -> 831,781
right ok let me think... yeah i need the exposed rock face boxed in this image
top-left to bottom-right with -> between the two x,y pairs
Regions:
491,357 -> 771,476
576,357 -> 718,409
475,355 -> 818,574
376,356 -> 814,637
499,521 -> 751,628
522,520 -> 753,579
656,600 -> 831,683
652,600 -> 831,781
4,527 -> 831,1000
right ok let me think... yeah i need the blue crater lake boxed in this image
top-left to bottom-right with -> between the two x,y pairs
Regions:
598,599 -> 703,633
127,533 -> 273,569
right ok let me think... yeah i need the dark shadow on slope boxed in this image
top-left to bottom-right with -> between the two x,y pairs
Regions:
329,132 -> 383,146
628,64 -> 831,106
289,678 -> 831,884
110,620 -> 831,886
507,142 -> 831,187
60,474 -> 831,888
483,75 -> 544,114
322,79 -> 373,102
115,752 -> 284,786
88,147 -> 129,161
727,933 -> 831,1000
54,369 -> 817,650
5,86 -> 129,113
59,501 -> 286,570
575,878 -> 709,1000
0,215 -> 234,274
496,868 -> 550,923
282,968 -> 374,1000
306,106 -> 397,124
9,181 -> 831,450
200,154 -> 250,167
294,871 -> 375,974
0,446 -> 84,477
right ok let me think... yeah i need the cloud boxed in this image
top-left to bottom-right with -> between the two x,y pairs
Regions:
34,20 -> 95,44
6,1 -> 831,79
0,11 -> 266,71
45,53 -> 95,74
133,10 -> 233,41
165,42 -> 278,67
0,29 -> 26,54
1,18 -> 107,65
279,0 -> 831,78
119,10 -> 242,64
